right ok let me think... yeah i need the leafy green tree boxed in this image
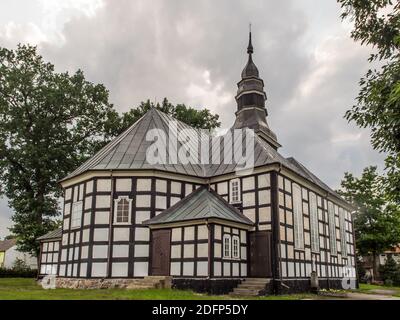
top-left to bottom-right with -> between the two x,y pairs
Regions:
379,255 -> 400,286
113,98 -> 221,136
338,0 -> 400,202
338,166 -> 400,280
0,44 -> 120,257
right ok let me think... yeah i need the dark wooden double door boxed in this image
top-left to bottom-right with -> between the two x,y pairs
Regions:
150,229 -> 171,276
249,231 -> 272,277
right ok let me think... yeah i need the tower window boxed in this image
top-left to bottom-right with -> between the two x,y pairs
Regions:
114,196 -> 132,224
230,179 -> 241,203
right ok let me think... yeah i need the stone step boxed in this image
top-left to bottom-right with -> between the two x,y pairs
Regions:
237,284 -> 266,290
243,278 -> 270,283
230,289 -> 260,296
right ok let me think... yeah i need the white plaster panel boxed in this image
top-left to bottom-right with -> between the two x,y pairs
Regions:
214,262 -> 221,276
135,211 -> 150,224
96,195 -> 111,208
135,227 -> 150,241
116,179 -> 132,192
197,262 -> 208,276
185,184 -> 193,196
91,262 -> 107,277
170,197 -> 181,206
78,184 -> 84,201
94,228 -> 109,242
241,247 -> 247,259
197,225 -> 208,240
83,212 -> 91,226
82,229 -> 90,242
61,249 -> 67,262
214,243 -> 221,258
240,230 -> 246,244
95,211 -> 109,225
62,234 -> 68,246
134,245 -> 149,257
65,188 -> 72,201
156,196 -> 167,209
183,262 -> 194,276
155,179 -> 167,193
97,179 -> 111,192
137,179 -> 152,192
258,173 -> 270,188
259,206 -> 271,223
64,203 -> 71,216
171,245 -> 181,259
172,228 -> 182,241
171,181 -> 181,194
258,190 -> 271,205
223,262 -> 231,276
241,263 -> 247,277
242,192 -> 255,207
217,182 -> 228,195
84,196 -> 92,210
63,218 -> 70,230
113,228 -> 130,241
112,262 -> 128,277
136,195 -> 151,208
242,176 -> 255,191
81,246 -> 88,259
59,265 -> 66,276
80,263 -> 87,277
184,244 -> 195,258
133,262 -> 148,277
113,245 -> 129,258
243,209 -> 256,223
170,262 -> 181,276
92,245 -> 108,259
197,243 -> 208,258
232,263 -> 239,277
184,226 -> 195,241
86,180 -> 93,194
214,225 -> 221,240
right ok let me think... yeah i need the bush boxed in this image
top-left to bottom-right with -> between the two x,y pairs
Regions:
0,268 -> 37,278
379,255 -> 400,286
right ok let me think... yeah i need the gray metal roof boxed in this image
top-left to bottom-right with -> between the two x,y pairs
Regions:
37,228 -> 62,241
61,107 -> 341,200
143,187 -> 253,226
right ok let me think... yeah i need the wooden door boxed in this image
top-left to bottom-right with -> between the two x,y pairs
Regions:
151,229 -> 171,276
249,231 -> 272,277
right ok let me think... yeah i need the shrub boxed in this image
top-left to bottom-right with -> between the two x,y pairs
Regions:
379,255 -> 400,286
0,268 -> 37,278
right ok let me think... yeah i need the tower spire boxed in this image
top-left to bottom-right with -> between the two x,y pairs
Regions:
247,23 -> 253,55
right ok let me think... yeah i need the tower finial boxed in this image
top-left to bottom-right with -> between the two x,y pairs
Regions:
247,23 -> 253,55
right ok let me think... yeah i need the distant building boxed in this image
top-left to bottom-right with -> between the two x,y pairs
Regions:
0,239 -> 37,269
37,31 -> 357,294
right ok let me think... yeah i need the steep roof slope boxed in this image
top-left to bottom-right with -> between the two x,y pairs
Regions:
0,239 -> 16,251
143,186 -> 253,226
37,228 -> 62,241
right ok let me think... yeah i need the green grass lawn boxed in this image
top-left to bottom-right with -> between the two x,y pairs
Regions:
0,278 -> 315,300
356,283 -> 400,297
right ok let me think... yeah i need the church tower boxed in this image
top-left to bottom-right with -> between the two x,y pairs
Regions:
233,30 -> 281,149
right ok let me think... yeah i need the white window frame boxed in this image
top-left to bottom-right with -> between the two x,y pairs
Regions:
328,202 -> 337,255
223,234 -> 231,259
232,235 -> 240,259
229,179 -> 241,204
293,184 -> 304,250
114,196 -> 132,225
309,192 -> 319,252
339,208 -> 348,257
71,201 -> 83,229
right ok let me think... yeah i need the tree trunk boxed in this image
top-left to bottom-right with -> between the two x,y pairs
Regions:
372,253 -> 380,281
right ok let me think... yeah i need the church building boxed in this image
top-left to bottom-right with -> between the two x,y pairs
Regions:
38,32 -> 357,295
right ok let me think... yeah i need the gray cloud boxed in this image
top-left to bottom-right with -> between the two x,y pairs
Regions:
0,0 -> 385,237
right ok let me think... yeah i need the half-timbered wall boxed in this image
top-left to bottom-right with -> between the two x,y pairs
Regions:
59,176 -> 200,278
170,225 -> 209,277
212,224 -> 247,278
39,240 -> 60,275
277,174 -> 356,280
212,173 -> 272,231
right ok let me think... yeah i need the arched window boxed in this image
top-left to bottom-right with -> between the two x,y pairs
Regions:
223,234 -> 231,258
114,197 -> 132,224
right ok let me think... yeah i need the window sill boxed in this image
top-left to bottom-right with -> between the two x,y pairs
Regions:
229,201 -> 242,205
113,222 -> 131,226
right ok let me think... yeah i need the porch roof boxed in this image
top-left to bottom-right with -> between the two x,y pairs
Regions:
143,186 -> 253,227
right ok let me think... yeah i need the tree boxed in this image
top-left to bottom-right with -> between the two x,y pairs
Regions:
337,166 -> 400,280
0,45 -> 221,258
113,98 -> 221,136
379,255 -> 400,286
338,0 -> 400,202
0,45 -> 120,257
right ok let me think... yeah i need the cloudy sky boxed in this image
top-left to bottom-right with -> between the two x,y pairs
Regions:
0,0 -> 386,238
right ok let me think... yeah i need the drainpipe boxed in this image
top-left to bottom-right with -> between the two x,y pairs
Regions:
106,170 -> 115,278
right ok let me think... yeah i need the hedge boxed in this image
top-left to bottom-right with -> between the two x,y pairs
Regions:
0,268 -> 38,278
